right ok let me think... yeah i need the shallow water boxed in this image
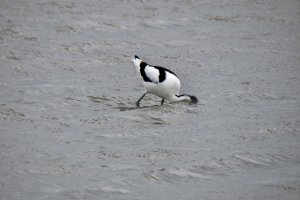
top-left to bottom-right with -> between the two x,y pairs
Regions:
1,0 -> 300,199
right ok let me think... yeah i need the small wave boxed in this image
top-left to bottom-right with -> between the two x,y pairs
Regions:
85,185 -> 131,195
144,153 -> 292,183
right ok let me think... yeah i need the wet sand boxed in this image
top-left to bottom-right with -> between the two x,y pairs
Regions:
1,0 -> 300,199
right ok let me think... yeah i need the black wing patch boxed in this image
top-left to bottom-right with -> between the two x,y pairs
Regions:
158,68 -> 166,82
139,62 -> 152,82
154,66 -> 177,83
139,62 -> 177,83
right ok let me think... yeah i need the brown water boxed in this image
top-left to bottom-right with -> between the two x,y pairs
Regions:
1,0 -> 300,199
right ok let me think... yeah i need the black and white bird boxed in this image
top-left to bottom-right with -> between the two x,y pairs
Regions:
132,55 -> 198,107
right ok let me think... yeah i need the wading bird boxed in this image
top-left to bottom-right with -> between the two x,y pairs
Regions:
132,55 -> 198,107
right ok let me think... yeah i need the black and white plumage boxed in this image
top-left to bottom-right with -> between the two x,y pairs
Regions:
132,55 -> 198,107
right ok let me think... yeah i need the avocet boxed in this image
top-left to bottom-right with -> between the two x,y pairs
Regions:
132,55 -> 198,107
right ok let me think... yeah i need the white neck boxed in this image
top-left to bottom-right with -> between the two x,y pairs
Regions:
169,94 -> 191,102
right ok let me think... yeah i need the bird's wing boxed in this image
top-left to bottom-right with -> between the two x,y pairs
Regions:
144,65 -> 160,83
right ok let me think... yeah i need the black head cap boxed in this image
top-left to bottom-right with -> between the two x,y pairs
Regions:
189,95 -> 198,104
134,55 -> 140,59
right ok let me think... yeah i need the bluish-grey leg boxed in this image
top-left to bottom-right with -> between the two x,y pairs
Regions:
136,93 -> 146,107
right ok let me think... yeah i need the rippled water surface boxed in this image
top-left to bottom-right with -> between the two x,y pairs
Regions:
1,0 -> 300,199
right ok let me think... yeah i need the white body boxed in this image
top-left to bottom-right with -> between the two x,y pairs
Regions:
143,72 -> 181,102
132,57 -> 190,102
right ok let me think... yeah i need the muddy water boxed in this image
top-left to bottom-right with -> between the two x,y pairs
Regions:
1,0 -> 300,199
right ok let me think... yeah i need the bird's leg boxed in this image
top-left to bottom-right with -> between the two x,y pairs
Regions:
161,98 -> 164,105
136,93 -> 146,107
